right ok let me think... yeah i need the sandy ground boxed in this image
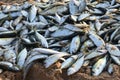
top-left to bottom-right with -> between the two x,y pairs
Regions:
0,0 -> 120,80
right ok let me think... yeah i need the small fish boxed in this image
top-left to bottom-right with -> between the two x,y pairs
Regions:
23,21 -> 47,29
78,0 -> 86,13
44,53 -> 70,68
70,35 -> 80,54
35,31 -> 48,48
80,40 -> 94,53
67,55 -> 84,76
31,48 -> 69,55
63,24 -> 83,32
17,48 -> 27,69
106,43 -> 120,56
69,0 -> 79,15
51,28 -> 74,38
39,6 -> 68,15
3,5 -> 21,13
92,56 -> 107,76
0,31 -> 17,38
8,12 -> 22,18
60,55 -> 78,69
0,61 -> 19,71
24,54 -> 48,68
88,32 -> 105,47
29,5 -> 37,22
111,55 -> 120,65
0,38 -> 15,45
85,50 -> 107,60
13,16 -> 23,26
4,49 -> 16,63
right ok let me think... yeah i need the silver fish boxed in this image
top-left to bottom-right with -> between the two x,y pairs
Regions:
23,21 -> 47,29
35,31 -> 48,48
78,0 -> 86,13
44,53 -> 70,68
40,6 -> 68,15
0,61 -> 19,71
17,48 -> 27,69
111,55 -> 120,65
29,5 -> 37,22
67,55 -> 84,76
60,55 -> 78,69
51,28 -> 74,38
13,16 -> 23,26
85,50 -> 107,60
69,0 -> 79,15
88,32 -> 105,47
70,35 -> 80,54
4,49 -> 16,63
0,38 -> 15,45
106,43 -> 120,56
31,48 -> 69,55
92,56 -> 107,76
24,54 -> 48,68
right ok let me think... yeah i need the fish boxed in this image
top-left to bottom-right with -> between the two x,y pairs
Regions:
111,55 -> 120,65
0,61 -> 19,71
69,0 -> 79,15
13,16 -> 23,26
29,5 -> 37,22
24,54 -> 48,68
0,38 -> 15,45
60,55 -> 78,69
35,31 -> 48,48
44,53 -> 70,68
3,49 -> 16,63
67,55 -> 84,76
51,28 -> 75,38
39,6 -> 68,15
78,0 -> 86,13
31,48 -> 69,55
85,50 -> 107,60
23,21 -> 47,29
17,48 -> 27,69
92,56 -> 107,76
88,32 -> 105,47
106,43 -> 120,56
70,35 -> 80,54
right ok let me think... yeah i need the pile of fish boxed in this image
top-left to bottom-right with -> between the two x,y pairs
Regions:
0,0 -> 120,78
